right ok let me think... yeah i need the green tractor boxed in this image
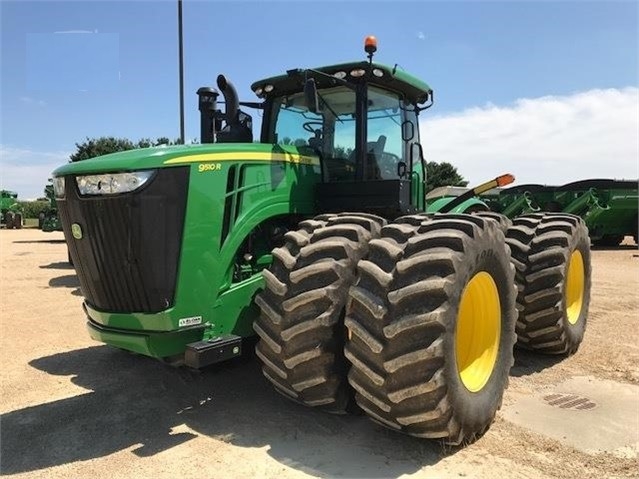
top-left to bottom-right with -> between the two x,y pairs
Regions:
51,38 -> 592,445
1,190 -> 24,229
39,182 -> 64,233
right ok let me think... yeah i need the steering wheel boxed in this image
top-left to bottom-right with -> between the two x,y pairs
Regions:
302,121 -> 323,134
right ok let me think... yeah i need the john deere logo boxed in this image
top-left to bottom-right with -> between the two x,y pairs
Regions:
71,223 -> 83,240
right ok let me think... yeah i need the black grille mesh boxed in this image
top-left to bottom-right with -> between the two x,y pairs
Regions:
58,167 -> 189,313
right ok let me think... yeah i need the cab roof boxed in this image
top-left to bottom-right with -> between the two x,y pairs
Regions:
250,61 -> 432,105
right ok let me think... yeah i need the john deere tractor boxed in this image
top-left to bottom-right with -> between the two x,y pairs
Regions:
51,38 -> 591,445
1,190 -> 23,229
39,182 -> 64,232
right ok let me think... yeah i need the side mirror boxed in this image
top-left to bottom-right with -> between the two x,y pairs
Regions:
304,78 -> 320,114
401,120 -> 414,142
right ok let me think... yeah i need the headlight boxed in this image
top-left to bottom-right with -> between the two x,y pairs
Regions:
75,171 -> 155,196
52,177 -> 65,199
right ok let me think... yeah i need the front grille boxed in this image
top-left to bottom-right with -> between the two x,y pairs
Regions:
58,167 -> 190,313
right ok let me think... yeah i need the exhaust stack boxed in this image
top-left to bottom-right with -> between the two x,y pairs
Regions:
217,74 -> 239,125
197,87 -> 220,144
196,74 -> 253,144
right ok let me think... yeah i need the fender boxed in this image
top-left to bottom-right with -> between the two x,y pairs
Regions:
426,196 -> 489,213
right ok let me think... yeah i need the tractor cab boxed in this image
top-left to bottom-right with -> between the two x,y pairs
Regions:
252,37 -> 432,218
198,36 -> 433,219
1,190 -> 18,199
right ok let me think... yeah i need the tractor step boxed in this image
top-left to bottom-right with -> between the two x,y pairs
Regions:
184,334 -> 242,369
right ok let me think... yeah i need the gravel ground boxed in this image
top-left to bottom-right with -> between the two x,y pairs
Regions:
1,229 -> 637,479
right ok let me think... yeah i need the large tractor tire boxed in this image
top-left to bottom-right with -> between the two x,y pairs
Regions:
506,213 -> 591,354
254,213 -> 386,413
344,214 -> 517,444
4,211 -> 15,229
14,213 -> 23,229
472,211 -> 512,233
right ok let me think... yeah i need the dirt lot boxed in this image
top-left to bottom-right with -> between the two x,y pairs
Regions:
1,228 -> 637,479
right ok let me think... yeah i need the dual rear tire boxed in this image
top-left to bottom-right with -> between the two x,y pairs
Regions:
253,213 -> 386,413
344,214 -> 517,444
4,212 -> 22,229
506,213 -> 591,354
254,211 -> 590,444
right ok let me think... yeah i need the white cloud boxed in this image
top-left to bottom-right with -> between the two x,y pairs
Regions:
417,31 -> 426,40
0,146 -> 70,200
420,87 -> 639,186
53,30 -> 95,34
20,96 -> 46,107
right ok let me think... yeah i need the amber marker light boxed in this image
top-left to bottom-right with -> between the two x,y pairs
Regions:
364,35 -> 378,54
496,174 -> 516,187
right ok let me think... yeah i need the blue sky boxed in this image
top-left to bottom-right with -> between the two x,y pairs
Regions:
1,1 -> 637,198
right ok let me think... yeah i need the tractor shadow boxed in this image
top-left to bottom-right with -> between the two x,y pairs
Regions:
1,346 -> 445,477
40,261 -> 74,270
13,239 -> 66,244
591,245 -> 638,251
510,347 -> 565,377
48,274 -> 83,297
49,274 -> 79,289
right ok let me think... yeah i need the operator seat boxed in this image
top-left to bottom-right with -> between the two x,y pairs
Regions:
308,128 -> 323,151
344,135 -> 387,180
365,135 -> 386,180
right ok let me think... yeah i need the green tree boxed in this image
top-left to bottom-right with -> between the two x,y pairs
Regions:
70,136 -> 183,162
70,137 -> 135,162
425,161 -> 468,192
333,146 -> 354,158
44,180 -> 54,201
18,201 -> 49,219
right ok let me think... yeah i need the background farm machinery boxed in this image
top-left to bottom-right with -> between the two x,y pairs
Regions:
38,182 -> 63,232
428,179 -> 638,246
0,190 -> 24,229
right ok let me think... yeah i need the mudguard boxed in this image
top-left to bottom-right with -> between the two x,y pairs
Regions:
427,196 -> 489,213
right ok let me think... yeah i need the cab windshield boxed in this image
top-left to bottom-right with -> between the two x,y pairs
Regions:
269,85 -> 406,181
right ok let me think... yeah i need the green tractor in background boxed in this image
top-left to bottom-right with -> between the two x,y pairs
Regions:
39,181 -> 64,232
1,190 -> 24,229
51,38 -> 592,445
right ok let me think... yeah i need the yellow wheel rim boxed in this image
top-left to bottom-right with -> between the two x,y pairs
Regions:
455,272 -> 501,393
566,250 -> 585,325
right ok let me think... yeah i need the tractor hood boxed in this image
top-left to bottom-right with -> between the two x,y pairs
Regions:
52,143 -> 319,176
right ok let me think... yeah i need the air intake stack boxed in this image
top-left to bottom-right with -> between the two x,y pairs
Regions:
197,86 -> 220,144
